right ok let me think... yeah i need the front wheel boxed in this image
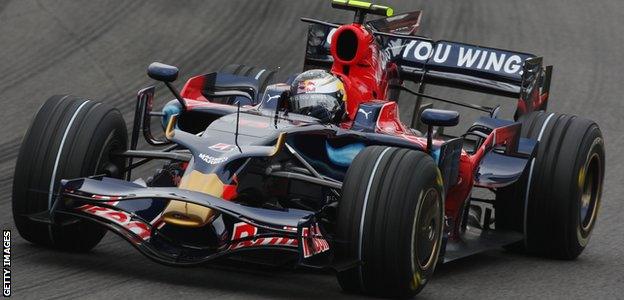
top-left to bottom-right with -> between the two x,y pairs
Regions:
335,146 -> 444,298
12,95 -> 128,252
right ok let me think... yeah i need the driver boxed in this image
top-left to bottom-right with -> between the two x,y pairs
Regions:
289,69 -> 346,123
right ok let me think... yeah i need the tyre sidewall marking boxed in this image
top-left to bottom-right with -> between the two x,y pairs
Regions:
357,147 -> 392,291
47,100 -> 91,242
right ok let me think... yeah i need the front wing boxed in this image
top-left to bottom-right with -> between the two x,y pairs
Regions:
40,177 -> 331,267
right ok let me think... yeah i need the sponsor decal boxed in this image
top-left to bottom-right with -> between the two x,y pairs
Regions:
400,40 -> 527,76
229,222 -> 298,250
265,94 -> 280,103
79,205 -> 151,241
198,153 -> 228,165
385,38 -> 405,58
358,108 -> 373,119
208,143 -> 236,153
3,230 -> 10,297
316,25 -> 530,78
301,224 -> 330,258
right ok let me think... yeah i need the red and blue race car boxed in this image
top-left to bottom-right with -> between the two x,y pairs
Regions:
12,1 -> 605,297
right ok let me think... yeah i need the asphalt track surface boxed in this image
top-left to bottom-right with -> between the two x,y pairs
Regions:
1,0 -> 623,299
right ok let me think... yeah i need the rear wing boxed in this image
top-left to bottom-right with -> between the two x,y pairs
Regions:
303,18 -> 552,117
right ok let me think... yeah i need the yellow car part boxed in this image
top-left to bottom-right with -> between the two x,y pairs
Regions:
162,170 -> 225,227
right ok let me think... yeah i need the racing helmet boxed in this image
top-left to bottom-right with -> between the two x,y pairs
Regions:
289,69 -> 345,123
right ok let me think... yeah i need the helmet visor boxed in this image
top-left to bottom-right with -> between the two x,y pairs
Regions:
290,93 -> 340,113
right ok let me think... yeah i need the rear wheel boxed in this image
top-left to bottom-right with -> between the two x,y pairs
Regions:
496,111 -> 605,259
12,95 -> 128,252
336,146 -> 444,297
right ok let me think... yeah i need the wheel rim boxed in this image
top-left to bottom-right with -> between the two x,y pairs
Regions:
412,188 -> 442,270
579,152 -> 601,234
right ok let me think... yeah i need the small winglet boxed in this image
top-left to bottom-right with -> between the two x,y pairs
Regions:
331,0 -> 394,23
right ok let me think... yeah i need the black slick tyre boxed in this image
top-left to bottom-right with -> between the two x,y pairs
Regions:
496,111 -> 605,259
336,146 -> 444,297
12,95 -> 128,252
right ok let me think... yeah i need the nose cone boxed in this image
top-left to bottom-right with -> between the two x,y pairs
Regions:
162,171 -> 226,227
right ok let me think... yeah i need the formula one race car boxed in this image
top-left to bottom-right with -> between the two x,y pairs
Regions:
12,1 -> 605,297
